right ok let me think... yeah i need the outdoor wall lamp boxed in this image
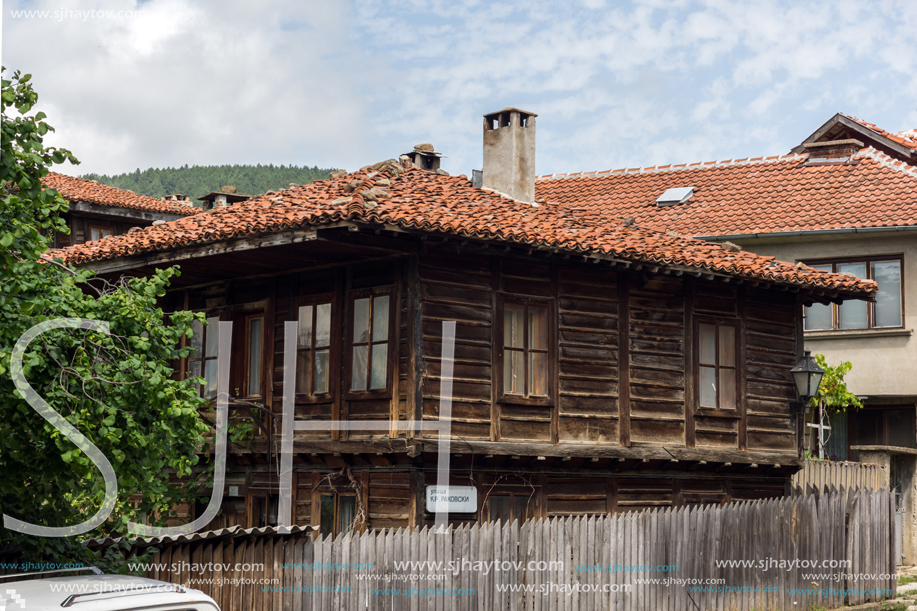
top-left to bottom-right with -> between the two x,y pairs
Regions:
790,350 -> 824,410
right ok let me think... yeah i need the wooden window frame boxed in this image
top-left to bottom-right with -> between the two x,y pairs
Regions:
803,255 -> 904,331
88,224 -> 113,242
246,492 -> 277,529
294,294 -> 337,404
345,287 -> 395,399
319,492 -> 357,538
481,490 -> 537,524
186,314 -> 220,399
496,294 -> 555,407
693,316 -> 739,417
242,313 -> 265,399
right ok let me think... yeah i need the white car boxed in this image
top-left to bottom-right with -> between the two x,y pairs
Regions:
0,570 -> 219,610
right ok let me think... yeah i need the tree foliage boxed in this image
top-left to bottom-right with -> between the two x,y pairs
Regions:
809,354 -> 862,414
82,163 -> 336,201
805,353 -> 862,460
0,69 -> 210,563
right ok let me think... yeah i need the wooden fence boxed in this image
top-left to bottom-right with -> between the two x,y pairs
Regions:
141,488 -> 895,611
790,459 -> 881,493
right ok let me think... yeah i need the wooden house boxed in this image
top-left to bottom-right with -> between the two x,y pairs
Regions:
52,110 -> 875,537
41,172 -> 200,248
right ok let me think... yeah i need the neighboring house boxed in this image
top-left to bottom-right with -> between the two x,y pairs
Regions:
41,172 -> 201,247
50,110 -> 873,535
537,112 -> 917,461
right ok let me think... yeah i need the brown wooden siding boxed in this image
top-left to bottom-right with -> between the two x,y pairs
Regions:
629,276 -> 686,446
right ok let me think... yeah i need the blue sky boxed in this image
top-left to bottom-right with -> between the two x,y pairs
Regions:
4,0 -> 917,178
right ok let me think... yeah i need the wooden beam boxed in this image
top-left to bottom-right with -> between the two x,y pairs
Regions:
416,439 -> 799,467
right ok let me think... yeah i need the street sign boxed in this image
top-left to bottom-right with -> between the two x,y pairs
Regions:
425,486 -> 477,513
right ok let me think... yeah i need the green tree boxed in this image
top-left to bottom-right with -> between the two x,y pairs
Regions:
806,354 -> 862,460
0,69 -> 211,565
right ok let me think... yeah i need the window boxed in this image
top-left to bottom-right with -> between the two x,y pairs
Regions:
804,257 -> 903,330
850,408 -> 916,449
350,294 -> 391,392
244,315 -> 263,398
296,302 -> 332,396
484,492 -> 535,524
697,321 -> 737,410
248,494 -> 278,528
188,316 -> 220,399
501,301 -> 550,400
320,494 -> 356,539
88,225 -> 113,242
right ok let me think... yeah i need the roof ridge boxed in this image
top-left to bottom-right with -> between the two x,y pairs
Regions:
536,153 -> 808,181
854,146 -> 917,178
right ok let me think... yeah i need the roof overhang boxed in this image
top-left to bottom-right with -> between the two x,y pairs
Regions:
70,200 -> 189,223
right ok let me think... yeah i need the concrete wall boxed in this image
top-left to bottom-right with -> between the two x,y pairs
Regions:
720,232 -> 917,399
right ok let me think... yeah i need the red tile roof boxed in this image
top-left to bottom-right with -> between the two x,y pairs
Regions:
43,172 -> 202,216
842,114 -> 917,152
50,160 -> 874,300
536,147 -> 917,237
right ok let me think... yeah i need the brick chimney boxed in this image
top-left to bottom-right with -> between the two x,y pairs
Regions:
482,107 -> 536,204
802,139 -> 864,163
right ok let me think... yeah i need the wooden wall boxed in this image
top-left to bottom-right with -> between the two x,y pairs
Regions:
416,249 -> 799,455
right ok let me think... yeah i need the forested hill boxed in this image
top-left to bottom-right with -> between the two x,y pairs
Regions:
81,164 -> 337,201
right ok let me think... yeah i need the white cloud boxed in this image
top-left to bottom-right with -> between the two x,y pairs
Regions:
4,0 -> 917,180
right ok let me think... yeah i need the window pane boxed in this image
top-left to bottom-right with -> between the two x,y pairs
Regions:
719,369 -> 736,410
504,350 -> 523,394
698,324 -> 716,365
872,261 -> 902,327
351,345 -> 368,391
805,264 -> 834,331
297,305 -> 313,348
837,263 -> 868,329
320,496 -> 334,539
247,318 -> 262,395
887,409 -> 916,448
370,344 -> 388,389
528,307 -> 548,350
513,495 -> 531,523
718,325 -> 735,366
189,359 -> 201,381
314,349 -> 329,394
296,350 -> 312,395
372,295 -> 389,342
489,495 -> 511,524
699,366 -> 716,407
854,410 -> 882,446
838,300 -> 868,329
504,305 -> 523,348
339,496 -> 356,534
101,228 -> 113,238
529,352 -> 548,396
353,298 -> 370,343
205,316 -> 220,357
315,303 -> 332,347
805,303 -> 833,331
203,359 -> 218,399
90,227 -> 101,242
189,320 -> 203,356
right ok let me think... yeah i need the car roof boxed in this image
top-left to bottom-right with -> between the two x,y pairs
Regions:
1,574 -> 219,610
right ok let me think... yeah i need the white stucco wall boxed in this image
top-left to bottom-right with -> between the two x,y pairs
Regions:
723,232 -> 917,400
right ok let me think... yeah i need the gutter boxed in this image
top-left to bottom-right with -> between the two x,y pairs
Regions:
695,224 -> 917,242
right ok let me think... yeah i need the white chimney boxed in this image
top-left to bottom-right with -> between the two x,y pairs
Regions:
482,107 -> 536,204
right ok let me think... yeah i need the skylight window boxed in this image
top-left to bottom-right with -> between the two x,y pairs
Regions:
656,186 -> 694,206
